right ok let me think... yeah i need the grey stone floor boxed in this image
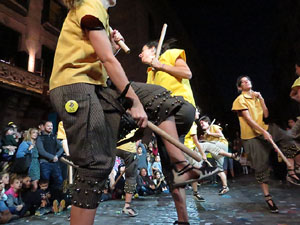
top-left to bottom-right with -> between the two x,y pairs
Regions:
8,174 -> 300,225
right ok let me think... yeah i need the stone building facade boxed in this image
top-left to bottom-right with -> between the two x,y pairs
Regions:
0,0 -> 206,132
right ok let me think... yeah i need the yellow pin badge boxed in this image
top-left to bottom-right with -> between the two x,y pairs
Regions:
65,100 -> 78,113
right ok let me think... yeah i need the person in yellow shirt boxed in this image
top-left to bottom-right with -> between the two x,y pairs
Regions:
50,1 -> 216,224
199,116 -> 238,195
232,75 -> 300,213
139,40 -> 219,225
290,63 -> 300,103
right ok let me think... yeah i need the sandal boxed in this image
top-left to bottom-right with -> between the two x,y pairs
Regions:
286,169 -> 300,186
173,221 -> 190,225
172,161 -> 220,188
265,194 -> 279,213
122,202 -> 138,217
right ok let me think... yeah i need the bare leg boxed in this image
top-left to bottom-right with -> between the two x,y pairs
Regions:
158,117 -> 199,181
218,172 -> 227,187
171,187 -> 188,222
70,206 -> 97,225
124,193 -> 133,208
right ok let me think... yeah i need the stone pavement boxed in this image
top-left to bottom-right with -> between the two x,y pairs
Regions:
8,174 -> 300,225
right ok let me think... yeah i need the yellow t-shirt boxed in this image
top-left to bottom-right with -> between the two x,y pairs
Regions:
232,92 -> 269,140
292,77 -> 300,88
146,49 -> 196,107
50,0 -> 110,90
203,125 -> 228,146
117,129 -> 137,153
184,122 -> 197,150
57,121 -> 66,140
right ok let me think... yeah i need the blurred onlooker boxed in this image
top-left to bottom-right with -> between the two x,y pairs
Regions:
136,143 -> 147,171
7,122 -> 21,144
146,155 -> 153,178
36,121 -> 63,200
151,155 -> 162,174
0,172 -> 9,191
20,175 -> 40,215
0,174 -> 18,224
35,180 -> 52,216
112,164 -> 126,199
5,175 -> 26,217
152,171 -> 168,193
1,126 -> 18,162
240,152 -> 248,175
37,121 -> 46,135
287,118 -> 296,130
25,128 -> 40,191
136,168 -> 155,196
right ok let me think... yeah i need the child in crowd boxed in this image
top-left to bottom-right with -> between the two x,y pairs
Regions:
0,172 -> 9,191
151,155 -> 162,174
240,152 -> 248,175
0,174 -> 18,224
35,179 -> 52,216
153,171 -> 169,193
5,175 -> 26,217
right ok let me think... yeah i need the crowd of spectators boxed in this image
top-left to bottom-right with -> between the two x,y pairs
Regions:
0,117 -> 298,223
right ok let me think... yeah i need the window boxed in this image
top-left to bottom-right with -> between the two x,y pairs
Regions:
0,24 -> 21,65
42,0 -> 67,34
1,0 -> 29,16
41,45 -> 55,83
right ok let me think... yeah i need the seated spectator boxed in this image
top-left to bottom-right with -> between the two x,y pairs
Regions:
5,175 -> 27,217
112,164 -> 126,199
0,174 -> 18,224
151,155 -> 162,174
35,179 -> 52,216
152,171 -> 169,193
136,168 -> 155,196
20,175 -> 40,216
0,172 -> 9,191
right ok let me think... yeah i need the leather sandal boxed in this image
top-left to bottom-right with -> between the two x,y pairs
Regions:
265,194 -> 278,213
172,161 -> 220,188
286,169 -> 300,186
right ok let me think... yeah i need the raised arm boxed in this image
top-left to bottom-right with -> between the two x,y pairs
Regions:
253,91 -> 269,118
151,57 -> 192,80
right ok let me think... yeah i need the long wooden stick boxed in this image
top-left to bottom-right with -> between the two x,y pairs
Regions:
109,27 -> 130,54
147,121 -> 202,162
155,24 -> 168,59
269,139 -> 292,167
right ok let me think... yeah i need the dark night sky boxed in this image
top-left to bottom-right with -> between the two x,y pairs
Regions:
165,0 -> 295,133
171,0 -> 277,101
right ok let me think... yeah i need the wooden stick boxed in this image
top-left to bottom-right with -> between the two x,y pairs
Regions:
111,170 -> 126,189
269,139 -> 292,167
147,121 -> 202,162
155,24 -> 168,59
109,27 -> 130,54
